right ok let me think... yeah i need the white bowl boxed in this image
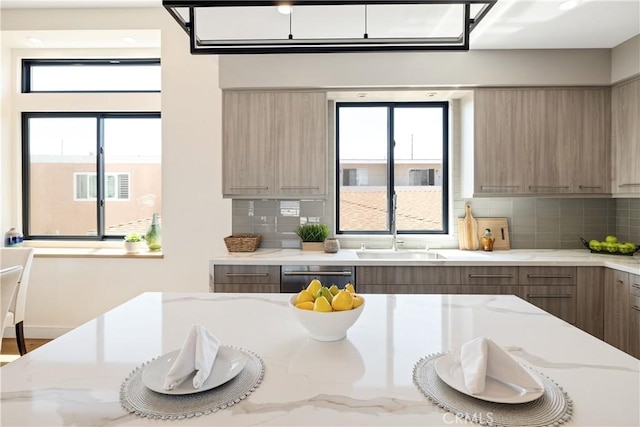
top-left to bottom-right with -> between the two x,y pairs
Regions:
289,294 -> 365,341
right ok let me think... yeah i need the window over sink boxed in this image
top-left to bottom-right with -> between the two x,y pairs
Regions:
335,101 -> 449,235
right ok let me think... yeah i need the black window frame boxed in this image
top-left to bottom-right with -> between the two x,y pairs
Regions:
21,111 -> 161,241
335,101 -> 449,236
21,58 -> 161,93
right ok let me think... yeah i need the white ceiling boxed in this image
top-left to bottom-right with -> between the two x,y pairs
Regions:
0,0 -> 638,50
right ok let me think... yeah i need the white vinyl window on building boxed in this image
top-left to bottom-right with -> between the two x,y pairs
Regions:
74,173 -> 130,201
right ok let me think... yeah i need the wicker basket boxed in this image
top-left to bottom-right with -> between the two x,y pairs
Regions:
224,234 -> 261,252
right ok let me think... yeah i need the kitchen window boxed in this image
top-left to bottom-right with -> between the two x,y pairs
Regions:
336,102 -> 449,234
22,113 -> 161,240
22,58 -> 161,93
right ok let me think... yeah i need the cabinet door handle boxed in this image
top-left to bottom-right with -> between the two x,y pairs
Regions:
528,185 -> 570,190
229,186 -> 269,190
284,271 -> 353,276
527,294 -> 573,299
632,305 -> 640,312
480,185 -> 519,189
224,273 -> 269,277
619,183 -> 640,187
527,274 -> 574,279
280,186 -> 320,190
468,274 -> 514,278
578,185 -> 603,190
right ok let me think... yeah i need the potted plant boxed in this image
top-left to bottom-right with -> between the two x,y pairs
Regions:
124,233 -> 145,254
296,224 -> 329,251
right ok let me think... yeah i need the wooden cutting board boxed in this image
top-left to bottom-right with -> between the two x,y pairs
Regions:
457,202 -> 480,250
476,218 -> 511,250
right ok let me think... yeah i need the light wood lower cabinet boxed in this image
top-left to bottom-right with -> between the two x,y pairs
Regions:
519,286 -> 577,324
628,274 -> 640,358
576,267 -> 604,340
459,285 -> 518,295
604,269 -> 630,352
356,266 -> 460,294
212,265 -> 280,293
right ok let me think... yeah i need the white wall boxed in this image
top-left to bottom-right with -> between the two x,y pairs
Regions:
611,35 -> 640,84
1,8 -> 231,337
219,49 -> 613,89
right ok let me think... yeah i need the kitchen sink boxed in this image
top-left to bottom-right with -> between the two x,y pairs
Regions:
356,250 -> 444,260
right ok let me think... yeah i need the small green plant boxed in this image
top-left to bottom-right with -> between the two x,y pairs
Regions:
124,233 -> 144,243
295,224 -> 329,242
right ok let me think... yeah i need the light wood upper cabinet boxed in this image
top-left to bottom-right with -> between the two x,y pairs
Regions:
472,88 -> 611,196
275,92 -> 327,196
612,77 -> 640,196
222,91 -> 327,198
222,92 -> 275,197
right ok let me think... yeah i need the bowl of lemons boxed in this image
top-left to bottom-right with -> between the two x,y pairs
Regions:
290,279 -> 365,342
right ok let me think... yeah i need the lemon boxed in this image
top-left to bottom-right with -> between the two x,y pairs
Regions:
331,290 -> 353,311
344,283 -> 355,294
295,289 -> 315,305
313,295 -> 333,312
307,278 -> 322,297
352,295 -> 364,309
295,301 -> 314,310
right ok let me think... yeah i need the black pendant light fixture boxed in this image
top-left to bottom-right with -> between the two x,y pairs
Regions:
163,1 -> 497,54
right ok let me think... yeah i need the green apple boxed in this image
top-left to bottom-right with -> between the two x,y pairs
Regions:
605,235 -> 618,244
588,240 -> 602,250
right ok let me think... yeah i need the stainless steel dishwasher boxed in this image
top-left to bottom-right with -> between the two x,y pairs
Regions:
280,265 -> 356,293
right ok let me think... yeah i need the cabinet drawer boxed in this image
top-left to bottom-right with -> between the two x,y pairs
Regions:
356,266 -> 460,285
460,267 -> 518,285
519,267 -> 577,285
214,283 -> 279,293
460,285 -> 519,295
358,284 -> 458,294
213,265 -> 280,285
520,285 -> 577,324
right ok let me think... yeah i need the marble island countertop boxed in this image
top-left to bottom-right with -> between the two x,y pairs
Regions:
1,292 -> 638,426
212,248 -> 640,275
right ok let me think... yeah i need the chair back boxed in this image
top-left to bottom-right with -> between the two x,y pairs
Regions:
0,248 -> 35,323
1,266 -> 23,337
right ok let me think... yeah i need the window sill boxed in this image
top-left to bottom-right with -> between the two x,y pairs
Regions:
22,241 -> 163,259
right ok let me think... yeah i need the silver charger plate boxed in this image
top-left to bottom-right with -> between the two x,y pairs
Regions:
141,346 -> 247,395
120,346 -> 265,420
434,353 -> 544,404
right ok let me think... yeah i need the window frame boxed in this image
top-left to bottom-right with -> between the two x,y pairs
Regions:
21,58 -> 161,93
22,111 -> 161,241
335,101 -> 449,236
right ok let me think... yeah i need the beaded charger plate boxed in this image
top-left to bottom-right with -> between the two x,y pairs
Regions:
413,353 -> 573,427
120,347 -> 264,420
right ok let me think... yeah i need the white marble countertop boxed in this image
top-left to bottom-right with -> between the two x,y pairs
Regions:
1,292 -> 638,426
211,249 -> 640,275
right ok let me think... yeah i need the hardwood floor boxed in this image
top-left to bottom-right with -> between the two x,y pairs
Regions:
1,338 -> 51,366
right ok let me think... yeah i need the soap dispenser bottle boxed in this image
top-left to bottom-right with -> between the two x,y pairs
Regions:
481,228 -> 495,252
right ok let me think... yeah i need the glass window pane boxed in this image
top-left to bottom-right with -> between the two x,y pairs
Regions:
338,106 -> 388,232
103,117 -> 162,237
29,63 -> 161,92
394,107 -> 444,232
28,117 -> 97,236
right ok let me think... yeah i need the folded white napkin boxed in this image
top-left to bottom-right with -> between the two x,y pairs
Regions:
163,324 -> 221,390
460,337 -> 542,395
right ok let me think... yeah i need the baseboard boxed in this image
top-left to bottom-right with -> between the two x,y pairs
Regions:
3,326 -> 72,340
